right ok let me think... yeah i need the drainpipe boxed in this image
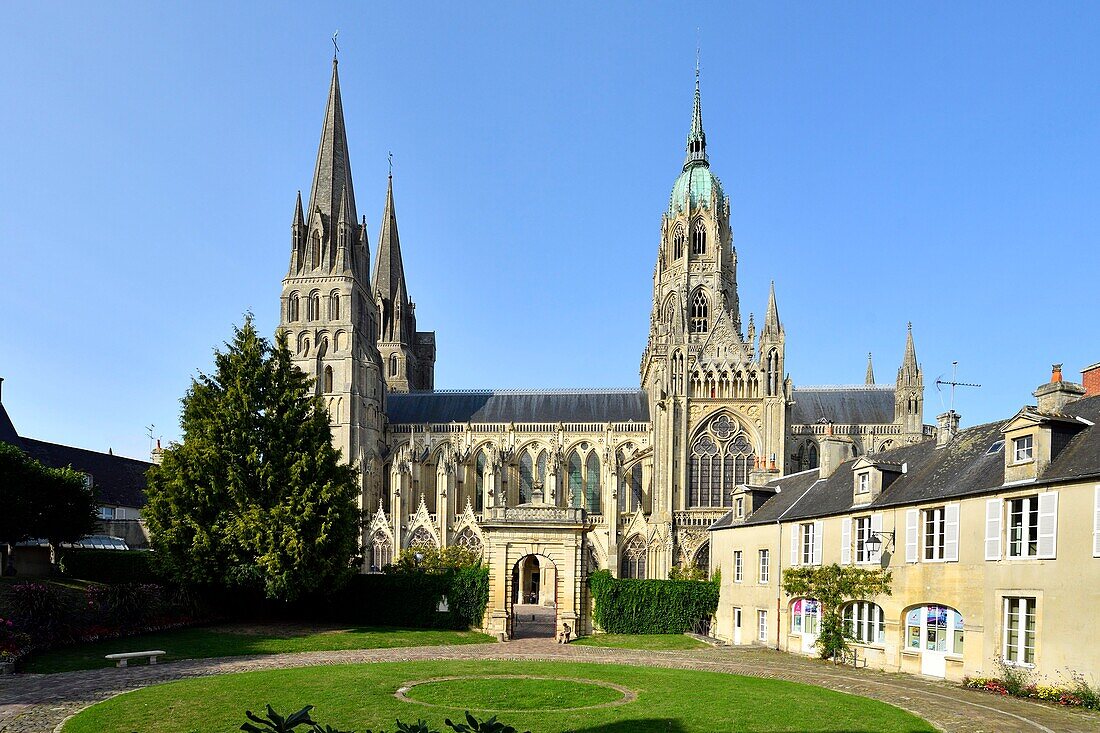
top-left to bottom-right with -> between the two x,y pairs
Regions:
772,479 -> 822,653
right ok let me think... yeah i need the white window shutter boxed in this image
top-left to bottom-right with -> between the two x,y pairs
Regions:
1037,491 -> 1058,559
985,498 -> 1002,561
813,520 -> 824,565
1094,485 -> 1100,558
944,503 -> 960,562
905,509 -> 919,563
790,524 -> 800,567
870,513 -> 884,563
840,517 -> 852,565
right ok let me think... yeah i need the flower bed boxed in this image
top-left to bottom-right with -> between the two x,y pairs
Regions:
963,674 -> 1100,710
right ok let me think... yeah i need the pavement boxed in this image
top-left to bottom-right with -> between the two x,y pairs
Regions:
1,639 -> 1098,733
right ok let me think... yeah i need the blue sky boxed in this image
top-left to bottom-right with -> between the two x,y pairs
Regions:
1,2 -> 1098,460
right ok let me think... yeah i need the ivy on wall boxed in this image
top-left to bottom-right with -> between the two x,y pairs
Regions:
588,570 -> 719,634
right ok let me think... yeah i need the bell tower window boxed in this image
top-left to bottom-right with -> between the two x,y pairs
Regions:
691,220 -> 706,255
690,291 -> 709,333
673,226 -> 685,260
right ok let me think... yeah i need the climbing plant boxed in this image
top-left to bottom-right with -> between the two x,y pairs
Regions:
781,563 -> 892,660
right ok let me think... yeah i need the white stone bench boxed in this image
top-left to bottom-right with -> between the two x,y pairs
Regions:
105,650 -> 166,668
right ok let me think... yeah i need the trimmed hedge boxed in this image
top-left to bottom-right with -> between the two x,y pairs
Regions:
58,550 -> 161,584
589,570 -> 718,634
325,567 -> 489,630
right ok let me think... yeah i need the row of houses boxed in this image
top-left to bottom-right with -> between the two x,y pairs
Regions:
709,362 -> 1100,682
0,378 -> 152,574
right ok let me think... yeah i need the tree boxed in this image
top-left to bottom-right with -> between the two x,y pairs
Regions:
781,563 -> 892,660
0,441 -> 97,570
143,316 -> 360,601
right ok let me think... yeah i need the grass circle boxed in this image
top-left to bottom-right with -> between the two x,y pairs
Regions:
396,675 -> 633,711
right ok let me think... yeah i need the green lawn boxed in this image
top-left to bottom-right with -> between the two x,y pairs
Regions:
22,624 -> 494,673
62,660 -> 937,733
572,633 -> 709,650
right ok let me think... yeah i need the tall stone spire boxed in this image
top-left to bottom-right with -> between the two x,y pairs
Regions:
866,353 -> 875,385
762,281 -> 782,338
899,322 -> 920,382
307,59 -> 357,226
373,174 -> 411,341
685,61 -> 708,169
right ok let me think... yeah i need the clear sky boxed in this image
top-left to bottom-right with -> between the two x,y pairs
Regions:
2,2 -> 1098,460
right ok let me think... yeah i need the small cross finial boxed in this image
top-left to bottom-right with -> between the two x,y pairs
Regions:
332,31 -> 339,61
907,320 -> 912,332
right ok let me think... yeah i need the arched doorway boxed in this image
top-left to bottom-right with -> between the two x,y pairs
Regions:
510,554 -> 557,638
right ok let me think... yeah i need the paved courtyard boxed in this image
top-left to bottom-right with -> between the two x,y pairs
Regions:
1,639 -> 1097,733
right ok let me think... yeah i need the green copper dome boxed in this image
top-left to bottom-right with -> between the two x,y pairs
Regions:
669,164 -> 725,216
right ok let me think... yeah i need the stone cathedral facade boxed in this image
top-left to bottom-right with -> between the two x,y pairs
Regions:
278,61 -> 934,636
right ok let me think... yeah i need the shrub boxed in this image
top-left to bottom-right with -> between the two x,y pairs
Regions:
5,582 -> 80,644
588,570 -> 718,634
325,568 -> 488,630
994,655 -> 1033,697
58,549 -> 160,584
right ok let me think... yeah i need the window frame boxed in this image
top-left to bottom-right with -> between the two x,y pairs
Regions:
924,506 -> 946,561
758,548 -> 769,584
1013,434 -> 1034,464
733,550 -> 743,583
757,610 -> 768,642
843,601 -> 886,646
1002,596 -> 1037,667
1007,495 -> 1040,558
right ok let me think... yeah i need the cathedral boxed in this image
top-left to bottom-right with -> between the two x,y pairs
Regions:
278,59 -> 933,637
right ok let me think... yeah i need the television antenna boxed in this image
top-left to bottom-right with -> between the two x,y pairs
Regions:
935,362 -> 981,412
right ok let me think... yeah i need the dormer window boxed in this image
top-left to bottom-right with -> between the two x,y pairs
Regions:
1013,435 -> 1034,463
857,473 -> 870,494
735,496 -> 744,518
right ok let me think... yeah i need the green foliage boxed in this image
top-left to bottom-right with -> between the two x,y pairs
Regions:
143,317 -> 361,602
0,441 -> 98,552
588,570 -> 718,634
4,582 -> 79,642
58,549 -> 160,584
333,567 -> 488,630
993,655 -> 1033,697
781,564 -> 892,659
387,545 -> 482,574
240,706 -> 529,733
668,564 -> 707,581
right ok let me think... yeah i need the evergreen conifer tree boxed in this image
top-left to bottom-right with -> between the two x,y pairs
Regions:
144,316 -> 360,600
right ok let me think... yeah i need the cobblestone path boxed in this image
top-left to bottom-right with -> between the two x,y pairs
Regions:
1,640 -> 1097,733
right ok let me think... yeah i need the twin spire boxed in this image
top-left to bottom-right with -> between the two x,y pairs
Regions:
308,58 -> 357,225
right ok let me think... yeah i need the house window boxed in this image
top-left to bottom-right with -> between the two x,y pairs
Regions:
790,598 -> 821,636
1008,496 -> 1040,558
733,550 -> 743,582
758,549 -> 769,584
758,610 -> 768,642
1013,434 -> 1034,463
857,473 -> 870,494
924,506 -> 946,560
800,522 -> 816,565
906,605 -> 964,655
98,506 -> 115,520
843,601 -> 885,645
735,496 -> 744,518
855,516 -> 873,563
1003,597 -> 1036,666
690,291 -> 709,333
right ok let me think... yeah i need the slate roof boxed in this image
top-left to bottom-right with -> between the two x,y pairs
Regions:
0,401 -> 22,449
790,385 -> 896,425
20,438 -> 152,509
386,390 -> 650,424
714,394 -> 1100,530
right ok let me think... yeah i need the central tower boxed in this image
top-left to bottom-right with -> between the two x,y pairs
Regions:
641,70 -> 788,575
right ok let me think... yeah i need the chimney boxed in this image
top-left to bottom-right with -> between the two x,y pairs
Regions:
818,430 -> 852,479
936,410 -> 961,448
151,438 -> 164,465
1084,362 -> 1100,398
1034,363 -> 1085,414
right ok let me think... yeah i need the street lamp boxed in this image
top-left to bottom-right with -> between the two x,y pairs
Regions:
864,531 -> 895,554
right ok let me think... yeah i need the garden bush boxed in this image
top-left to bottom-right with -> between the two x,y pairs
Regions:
962,663 -> 1100,710
588,570 -> 718,634
325,567 -> 488,630
58,549 -> 161,584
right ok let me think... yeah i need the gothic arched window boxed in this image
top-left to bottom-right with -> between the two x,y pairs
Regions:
808,443 -> 819,469
311,231 -> 320,269
690,291 -> 709,333
323,365 -> 334,393
389,354 -> 399,377
475,451 -> 486,513
536,450 -> 548,486
688,414 -> 756,508
568,450 -> 583,509
691,220 -> 706,255
519,451 -> 534,504
453,527 -> 483,558
673,226 -> 685,260
368,532 -> 392,572
766,349 -> 780,396
619,460 -> 643,514
288,292 -> 300,322
308,292 -> 321,321
329,291 -> 341,321
585,452 -> 601,514
621,534 -> 647,579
